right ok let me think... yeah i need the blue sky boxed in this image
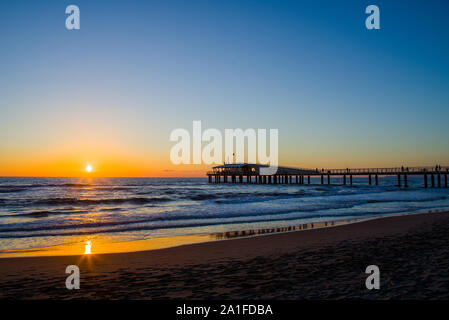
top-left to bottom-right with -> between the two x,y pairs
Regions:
1,0 -> 448,175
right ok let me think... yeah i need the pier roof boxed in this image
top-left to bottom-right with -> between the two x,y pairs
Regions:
211,163 -> 317,175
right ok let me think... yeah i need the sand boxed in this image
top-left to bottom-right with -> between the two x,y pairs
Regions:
1,211 -> 449,299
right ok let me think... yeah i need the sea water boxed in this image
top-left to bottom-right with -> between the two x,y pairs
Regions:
1,176 -> 448,256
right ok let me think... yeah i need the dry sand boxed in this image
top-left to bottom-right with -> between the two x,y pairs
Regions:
1,211 -> 449,299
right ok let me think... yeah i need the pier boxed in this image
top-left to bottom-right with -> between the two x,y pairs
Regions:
207,163 -> 449,188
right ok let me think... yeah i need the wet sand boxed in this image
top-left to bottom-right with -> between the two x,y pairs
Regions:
1,211 -> 449,299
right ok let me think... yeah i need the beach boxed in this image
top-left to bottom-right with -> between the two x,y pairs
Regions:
1,210 -> 449,299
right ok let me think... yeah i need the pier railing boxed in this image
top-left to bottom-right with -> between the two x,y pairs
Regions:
318,166 -> 449,174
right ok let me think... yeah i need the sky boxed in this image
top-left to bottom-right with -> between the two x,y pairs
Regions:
0,0 -> 448,177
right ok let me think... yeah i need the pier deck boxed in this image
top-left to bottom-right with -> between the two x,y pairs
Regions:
206,163 -> 448,188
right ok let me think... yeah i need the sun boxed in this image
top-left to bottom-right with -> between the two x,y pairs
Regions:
85,165 -> 93,173
84,241 -> 92,254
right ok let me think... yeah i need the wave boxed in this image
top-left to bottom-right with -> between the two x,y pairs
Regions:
190,194 -> 218,201
0,196 -> 172,207
10,211 -> 51,218
366,195 -> 447,204
62,183 -> 91,187
188,190 -> 306,202
0,198 -> 378,233
0,209 -> 90,219
0,187 -> 28,193
0,208 -> 421,239
0,183 -> 134,190
31,196 -> 172,206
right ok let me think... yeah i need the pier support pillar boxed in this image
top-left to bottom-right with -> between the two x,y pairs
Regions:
445,174 -> 447,188
327,175 -> 330,185
350,175 -> 353,185
239,175 -> 243,183
308,175 -> 311,184
375,174 -> 378,186
289,175 -> 292,184
208,175 -> 212,183
438,174 -> 441,188
321,175 -> 324,184
424,174 -> 428,188
404,174 -> 408,187
296,175 -> 298,184
274,176 -> 277,184
368,174 -> 372,185
343,175 -> 346,185
268,176 -> 272,184
431,174 -> 435,188
397,174 -> 401,187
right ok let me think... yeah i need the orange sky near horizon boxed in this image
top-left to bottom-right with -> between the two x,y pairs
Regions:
0,152 -> 212,178
2,146 -> 448,178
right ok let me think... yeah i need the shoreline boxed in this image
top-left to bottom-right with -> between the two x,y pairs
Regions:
1,210 -> 449,298
1,208 -> 446,259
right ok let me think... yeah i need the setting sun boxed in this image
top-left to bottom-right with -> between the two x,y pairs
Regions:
85,165 -> 93,173
85,241 -> 92,254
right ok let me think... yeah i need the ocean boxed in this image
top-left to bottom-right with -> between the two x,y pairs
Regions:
1,176 -> 449,256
